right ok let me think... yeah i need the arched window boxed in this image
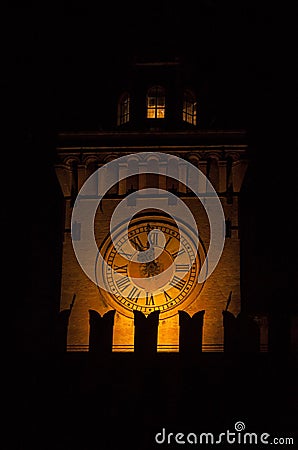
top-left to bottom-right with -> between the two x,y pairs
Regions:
117,92 -> 130,125
146,86 -> 165,119
183,90 -> 197,125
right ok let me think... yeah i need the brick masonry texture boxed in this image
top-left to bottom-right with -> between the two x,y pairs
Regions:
60,195 -> 240,350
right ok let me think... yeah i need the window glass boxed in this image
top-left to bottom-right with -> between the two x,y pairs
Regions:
183,90 -> 197,125
117,93 -> 130,125
147,86 -> 165,119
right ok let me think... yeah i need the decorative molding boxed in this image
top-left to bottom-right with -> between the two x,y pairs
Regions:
57,148 -> 247,168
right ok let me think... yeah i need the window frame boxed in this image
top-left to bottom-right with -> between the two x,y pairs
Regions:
146,86 -> 166,119
183,90 -> 197,125
117,92 -> 130,125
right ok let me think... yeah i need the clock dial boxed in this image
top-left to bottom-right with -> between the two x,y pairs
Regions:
97,215 -> 205,318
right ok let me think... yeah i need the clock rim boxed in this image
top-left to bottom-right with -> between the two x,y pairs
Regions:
96,212 -> 207,319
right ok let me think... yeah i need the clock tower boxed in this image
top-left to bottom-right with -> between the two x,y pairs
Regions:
55,57 -> 250,352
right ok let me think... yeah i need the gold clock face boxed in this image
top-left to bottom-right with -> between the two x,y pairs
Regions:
97,214 -> 205,318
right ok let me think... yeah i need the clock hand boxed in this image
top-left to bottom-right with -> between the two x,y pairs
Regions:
145,223 -> 155,262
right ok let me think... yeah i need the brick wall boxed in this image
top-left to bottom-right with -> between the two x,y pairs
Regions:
60,195 -> 241,351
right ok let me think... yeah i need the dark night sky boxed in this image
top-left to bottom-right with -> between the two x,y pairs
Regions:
3,2 -> 297,349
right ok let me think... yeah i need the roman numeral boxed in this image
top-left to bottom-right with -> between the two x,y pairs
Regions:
127,286 -> 141,302
169,275 -> 186,291
131,236 -> 146,251
145,292 -> 155,305
163,290 -> 172,302
116,276 -> 131,292
164,236 -> 172,249
175,264 -> 190,272
113,264 -> 128,274
148,231 -> 159,246
172,248 -> 185,259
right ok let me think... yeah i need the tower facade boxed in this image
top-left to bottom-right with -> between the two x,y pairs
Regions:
55,59 -> 249,352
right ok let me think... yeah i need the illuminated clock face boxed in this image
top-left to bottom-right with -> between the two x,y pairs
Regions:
97,215 -> 205,318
